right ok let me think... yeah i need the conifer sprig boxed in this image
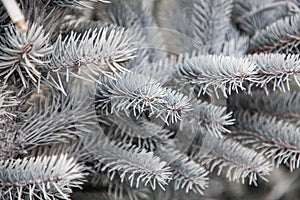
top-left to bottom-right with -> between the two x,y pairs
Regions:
232,112 -> 300,171
86,134 -> 173,190
51,26 -> 137,82
0,154 -> 87,200
191,135 -> 273,186
0,23 -> 52,89
96,73 -> 191,123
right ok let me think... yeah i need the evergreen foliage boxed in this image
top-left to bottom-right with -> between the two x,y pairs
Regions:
0,0 -> 299,199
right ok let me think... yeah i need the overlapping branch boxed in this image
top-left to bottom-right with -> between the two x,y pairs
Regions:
182,101 -> 234,137
98,111 -> 173,151
50,25 -> 137,83
191,135 -> 272,185
156,147 -> 209,194
231,111 -> 300,171
86,134 -> 172,190
95,72 -> 191,124
0,153 -> 87,200
192,0 -> 233,54
0,23 -> 52,89
229,91 -> 300,121
248,14 -> 300,54
176,55 -> 258,97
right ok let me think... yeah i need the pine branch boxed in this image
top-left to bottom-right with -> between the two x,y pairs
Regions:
0,17 -> 64,93
231,111 -> 300,171
160,88 -> 192,124
228,91 -> 300,120
176,53 -> 300,98
107,181 -> 151,200
66,20 -> 149,69
0,85 -> 18,121
182,101 -> 235,137
47,0 -> 111,8
0,2 -> 9,25
89,173 -> 151,200
175,55 -> 258,98
85,134 -> 172,190
95,72 -> 165,116
153,184 -> 204,200
232,0 -> 297,36
15,89 -> 96,151
50,25 -> 137,83
93,0 -> 166,62
192,0 -> 233,54
98,111 -> 173,151
131,56 -> 177,84
221,25 -> 249,56
248,53 -> 300,92
248,13 -> 300,54
95,72 -> 191,124
93,0 -> 154,29
157,0 -> 196,54
20,0 -> 68,40
0,23 -> 52,89
2,0 -> 300,199
108,181 -> 150,200
156,146 -> 209,194
0,153 -> 87,200
191,135 -> 272,186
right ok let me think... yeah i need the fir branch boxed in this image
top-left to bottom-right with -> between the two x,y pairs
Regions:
221,25 -> 249,56
50,26 -> 137,83
0,2 -> 9,25
94,0 -> 161,30
47,0 -> 111,8
98,111 -> 173,151
93,0 -> 166,62
157,0 -> 196,54
90,174 -> 151,200
20,0 -> 68,40
232,0 -> 263,35
248,14 -> 300,54
228,91 -> 300,120
182,101 -> 235,137
2,1 -> 300,199
93,0 -> 137,27
231,111 -> 300,171
131,56 -> 177,84
0,85 -> 18,121
232,0 -> 297,36
153,184 -> 205,200
108,181 -> 150,200
95,72 -> 166,115
65,20 -> 149,69
0,154 -> 87,200
192,0 -> 233,54
0,23 -> 52,89
86,134 -> 172,190
191,135 -> 272,186
95,72 -> 191,124
248,53 -> 300,92
158,88 -> 192,124
176,55 -> 258,98
156,147 -> 209,194
15,89 -> 96,150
